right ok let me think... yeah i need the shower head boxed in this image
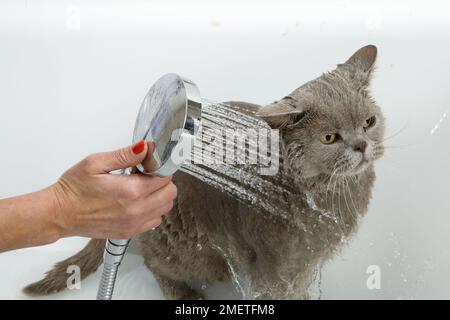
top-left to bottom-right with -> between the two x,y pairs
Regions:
133,73 -> 202,176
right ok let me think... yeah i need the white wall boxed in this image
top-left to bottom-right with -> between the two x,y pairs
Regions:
0,0 -> 449,299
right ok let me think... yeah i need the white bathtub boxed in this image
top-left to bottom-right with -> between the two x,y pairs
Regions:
0,0 -> 449,299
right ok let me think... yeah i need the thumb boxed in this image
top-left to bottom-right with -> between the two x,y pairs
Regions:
86,140 -> 154,173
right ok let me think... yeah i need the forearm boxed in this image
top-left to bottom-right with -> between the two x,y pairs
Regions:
0,186 -> 62,253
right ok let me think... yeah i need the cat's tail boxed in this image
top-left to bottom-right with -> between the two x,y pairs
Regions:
23,239 -> 105,295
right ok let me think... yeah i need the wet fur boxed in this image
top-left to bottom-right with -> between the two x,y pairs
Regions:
25,45 -> 384,299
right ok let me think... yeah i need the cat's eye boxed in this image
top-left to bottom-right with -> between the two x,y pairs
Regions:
320,133 -> 338,144
363,116 -> 376,130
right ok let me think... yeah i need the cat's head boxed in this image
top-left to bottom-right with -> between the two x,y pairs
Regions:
258,45 -> 385,183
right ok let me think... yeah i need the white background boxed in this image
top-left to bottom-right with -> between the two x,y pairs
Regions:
0,0 -> 449,299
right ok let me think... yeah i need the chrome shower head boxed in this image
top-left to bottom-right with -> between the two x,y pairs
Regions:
133,73 -> 202,176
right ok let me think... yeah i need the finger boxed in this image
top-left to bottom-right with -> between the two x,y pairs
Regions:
135,218 -> 163,234
84,140 -> 155,174
117,174 -> 173,197
130,202 -> 172,235
142,182 -> 178,210
139,200 -> 174,223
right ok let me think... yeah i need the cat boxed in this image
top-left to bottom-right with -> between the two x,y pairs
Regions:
24,45 -> 384,299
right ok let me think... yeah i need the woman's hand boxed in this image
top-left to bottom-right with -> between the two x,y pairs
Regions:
51,140 -> 177,239
0,140 -> 177,252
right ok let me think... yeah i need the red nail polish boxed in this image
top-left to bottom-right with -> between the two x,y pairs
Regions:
132,140 -> 145,154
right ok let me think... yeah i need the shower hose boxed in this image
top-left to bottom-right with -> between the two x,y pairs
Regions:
96,238 -> 130,300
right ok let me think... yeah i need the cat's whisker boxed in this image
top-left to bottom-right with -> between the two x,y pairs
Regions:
326,165 -> 340,194
331,175 -> 337,219
341,177 -> 353,220
381,145 -> 403,149
325,161 -> 344,210
325,161 -> 340,190
328,175 -> 345,235
380,144 -> 417,150
344,177 -> 358,220
381,120 -> 410,143
332,174 -> 345,230
337,179 -> 343,224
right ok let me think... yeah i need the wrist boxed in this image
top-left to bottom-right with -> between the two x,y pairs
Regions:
46,181 -> 74,239
0,183 -> 73,252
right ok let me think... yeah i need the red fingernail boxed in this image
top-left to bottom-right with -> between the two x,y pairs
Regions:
132,140 -> 146,154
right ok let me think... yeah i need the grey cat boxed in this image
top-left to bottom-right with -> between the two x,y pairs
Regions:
24,45 -> 384,299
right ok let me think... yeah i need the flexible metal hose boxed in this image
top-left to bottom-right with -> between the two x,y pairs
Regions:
96,239 -> 130,300
97,262 -> 119,300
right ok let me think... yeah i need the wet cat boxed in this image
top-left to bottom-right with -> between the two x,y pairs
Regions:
24,45 -> 384,299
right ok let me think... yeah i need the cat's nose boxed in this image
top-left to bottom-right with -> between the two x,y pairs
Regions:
354,141 -> 367,153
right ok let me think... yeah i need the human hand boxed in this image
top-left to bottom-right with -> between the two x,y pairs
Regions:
50,140 -> 177,239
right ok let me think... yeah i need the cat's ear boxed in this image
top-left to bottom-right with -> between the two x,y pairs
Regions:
338,45 -> 377,90
344,44 -> 377,72
257,98 -> 305,129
